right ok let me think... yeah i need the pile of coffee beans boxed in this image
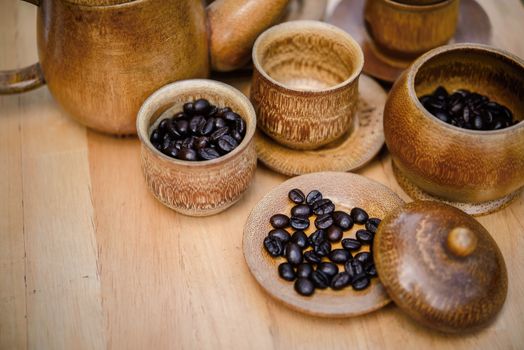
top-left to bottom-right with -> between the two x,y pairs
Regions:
419,86 -> 518,131
263,188 -> 380,297
149,98 -> 246,161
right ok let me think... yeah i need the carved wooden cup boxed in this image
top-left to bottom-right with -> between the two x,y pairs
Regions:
384,44 -> 524,204
251,20 -> 364,150
137,80 -> 257,217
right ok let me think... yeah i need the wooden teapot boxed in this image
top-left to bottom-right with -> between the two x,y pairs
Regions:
0,0 -> 289,135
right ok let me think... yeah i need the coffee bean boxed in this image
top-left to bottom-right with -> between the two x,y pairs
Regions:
313,240 -> 331,257
306,190 -> 322,205
308,229 -> 326,246
224,111 -> 240,122
288,188 -> 305,204
217,135 -> 238,153
215,117 -> 226,129
183,102 -> 195,115
345,259 -> 365,281
290,216 -> 310,230
231,129 -> 243,142
235,118 -> 246,136
341,238 -> 362,251
365,263 -> 377,278
318,262 -> 338,278
200,118 -> 215,136
278,262 -> 296,281
270,214 -> 290,229
216,107 -> 231,117
326,225 -> 343,242
291,204 -> 311,218
194,136 -> 209,150
198,147 -> 220,160
310,270 -> 330,289
315,213 -> 334,230
365,218 -> 381,233
174,118 -> 189,136
158,118 -> 170,131
296,263 -> 313,279
291,231 -> 309,249
350,207 -> 369,224
166,121 -> 182,139
356,229 -> 373,244
312,199 -> 335,215
328,249 -> 351,264
332,211 -> 353,231
165,146 -> 179,158
354,251 -> 372,265
294,278 -> 315,296
189,115 -> 206,134
269,229 -> 291,243
182,136 -> 195,149
331,272 -> 351,290
285,243 -> 303,266
178,148 -> 197,161
194,98 -> 210,115
304,250 -> 322,264
352,277 -> 370,291
210,126 -> 229,141
263,236 -> 284,257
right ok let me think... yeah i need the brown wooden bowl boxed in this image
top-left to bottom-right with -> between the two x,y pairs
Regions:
251,20 -> 364,150
137,79 -> 257,216
384,44 -> 524,205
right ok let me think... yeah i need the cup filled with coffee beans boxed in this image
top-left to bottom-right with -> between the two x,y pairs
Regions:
251,20 -> 364,150
384,44 -> 524,209
137,79 -> 257,216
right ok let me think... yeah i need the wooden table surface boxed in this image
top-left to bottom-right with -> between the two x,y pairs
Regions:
1,1 -> 523,349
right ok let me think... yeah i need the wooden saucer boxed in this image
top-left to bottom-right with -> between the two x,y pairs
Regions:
243,172 -> 405,317
255,75 -> 386,176
392,161 -> 523,216
328,0 -> 492,82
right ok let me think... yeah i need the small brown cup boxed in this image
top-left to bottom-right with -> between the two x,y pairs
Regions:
137,79 -> 257,216
251,20 -> 364,150
364,0 -> 460,59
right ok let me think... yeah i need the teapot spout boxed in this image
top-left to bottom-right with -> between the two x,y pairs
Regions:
207,0 -> 290,72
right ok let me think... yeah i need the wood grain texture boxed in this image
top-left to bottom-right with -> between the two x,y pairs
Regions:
243,172 -> 405,317
1,0 -> 524,349
251,21 -> 363,150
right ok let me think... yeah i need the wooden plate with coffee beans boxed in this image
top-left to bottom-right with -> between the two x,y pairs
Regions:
243,172 -> 404,317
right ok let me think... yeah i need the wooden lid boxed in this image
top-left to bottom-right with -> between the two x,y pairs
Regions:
374,201 -> 507,333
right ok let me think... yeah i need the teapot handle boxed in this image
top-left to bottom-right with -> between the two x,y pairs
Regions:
207,0 -> 290,72
0,0 -> 45,94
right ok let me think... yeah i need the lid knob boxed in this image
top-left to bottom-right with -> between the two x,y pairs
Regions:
446,227 -> 478,257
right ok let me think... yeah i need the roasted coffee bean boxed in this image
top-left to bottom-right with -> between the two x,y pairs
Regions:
291,204 -> 311,218
310,270 -> 330,289
308,229 -> 326,246
166,121 -> 182,139
270,214 -> 290,229
194,136 -> 209,150
217,135 -> 238,153
354,251 -> 372,265
352,277 -> 370,291
235,118 -> 246,136
304,250 -> 322,264
150,129 -> 162,144
331,272 -> 351,290
288,188 -> 306,204
365,218 -> 381,233
356,229 -> 373,244
158,118 -> 170,131
210,126 -> 229,141
306,190 -> 322,205
182,136 -> 195,149
315,213 -> 334,230
216,107 -> 231,117
296,263 -> 313,279
165,146 -> 179,158
312,199 -> 335,215
350,207 -> 369,224
345,259 -> 365,281
198,147 -> 220,160
278,262 -> 296,281
318,262 -> 338,278
194,98 -> 210,114
332,211 -> 353,231
214,117 -> 226,129
291,231 -> 309,249
365,263 -> 377,277
189,115 -> 206,134
174,118 -> 189,136
285,243 -> 303,266
268,229 -> 291,243
294,278 -> 315,296
183,102 -> 195,115
328,249 -> 351,264
224,111 -> 240,122
326,225 -> 343,242
231,129 -> 243,142
263,236 -> 284,257
313,240 -> 331,257
290,216 -> 310,230
207,105 -> 218,117
178,148 -> 197,161
341,238 -> 361,251
200,118 -> 215,136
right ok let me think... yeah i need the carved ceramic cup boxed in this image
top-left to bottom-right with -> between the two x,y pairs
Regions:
137,80 -> 257,217
0,0 -> 288,135
364,0 -> 460,59
384,44 -> 524,204
251,20 -> 364,150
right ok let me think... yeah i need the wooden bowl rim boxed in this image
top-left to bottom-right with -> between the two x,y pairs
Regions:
136,79 -> 257,168
252,20 -> 364,94
407,43 -> 524,136
379,0 -> 456,10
